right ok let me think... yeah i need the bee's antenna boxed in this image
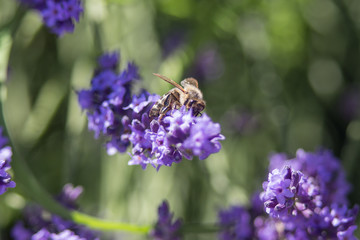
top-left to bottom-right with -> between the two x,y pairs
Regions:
153,73 -> 186,93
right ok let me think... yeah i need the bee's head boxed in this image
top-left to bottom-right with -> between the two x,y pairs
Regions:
186,99 -> 206,116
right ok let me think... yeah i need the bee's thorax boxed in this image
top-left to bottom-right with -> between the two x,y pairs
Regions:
180,85 -> 203,105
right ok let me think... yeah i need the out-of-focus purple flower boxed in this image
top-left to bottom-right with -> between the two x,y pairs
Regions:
52,229 -> 87,240
31,228 -> 86,240
11,184 -> 99,240
338,86 -> 360,122
161,31 -> 186,58
217,206 -> 252,240
0,127 -> 15,195
222,109 -> 260,136
338,225 -> 358,240
17,0 -> 83,36
253,217 -> 278,240
77,90 -> 94,110
78,51 -> 225,169
119,62 -> 140,84
304,204 -> 359,239
150,201 -> 182,240
187,46 -> 224,81
55,183 -> 83,209
32,228 -> 51,240
11,222 -> 32,240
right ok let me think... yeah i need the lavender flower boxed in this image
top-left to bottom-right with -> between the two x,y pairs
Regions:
216,149 -> 357,240
217,206 -> 252,240
260,150 -> 359,239
150,201 -> 182,240
135,107 -> 225,169
18,0 -> 83,36
268,148 -> 351,206
0,127 -> 15,195
11,184 -> 99,240
78,51 -> 225,169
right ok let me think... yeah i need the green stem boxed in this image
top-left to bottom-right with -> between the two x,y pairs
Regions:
71,211 -> 151,233
8,131 -> 152,234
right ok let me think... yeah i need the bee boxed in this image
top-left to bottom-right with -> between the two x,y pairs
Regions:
149,73 -> 206,121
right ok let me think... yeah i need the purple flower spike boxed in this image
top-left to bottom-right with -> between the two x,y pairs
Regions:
268,148 -> 351,206
150,201 -> 182,240
259,149 -> 359,239
0,127 -> 15,195
18,0 -> 83,36
78,51 -> 225,169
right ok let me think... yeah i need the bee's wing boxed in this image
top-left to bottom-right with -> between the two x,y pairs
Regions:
153,73 -> 187,93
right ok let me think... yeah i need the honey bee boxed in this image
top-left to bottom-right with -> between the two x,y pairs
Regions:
149,73 -> 206,121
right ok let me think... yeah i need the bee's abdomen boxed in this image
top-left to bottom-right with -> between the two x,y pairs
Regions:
149,102 -> 163,117
149,92 -> 169,117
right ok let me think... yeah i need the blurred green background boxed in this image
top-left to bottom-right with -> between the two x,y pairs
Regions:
0,0 -> 360,239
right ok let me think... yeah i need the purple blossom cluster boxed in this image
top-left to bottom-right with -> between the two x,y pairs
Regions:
11,184 -> 99,240
0,127 -> 16,195
217,149 -> 358,240
78,51 -> 224,169
18,0 -> 83,36
130,106 -> 225,169
150,201 -> 182,240
268,148 -> 351,206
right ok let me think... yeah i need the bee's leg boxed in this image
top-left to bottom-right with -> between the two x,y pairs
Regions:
169,89 -> 181,111
158,113 -> 167,122
173,102 -> 181,110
